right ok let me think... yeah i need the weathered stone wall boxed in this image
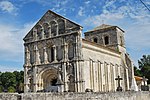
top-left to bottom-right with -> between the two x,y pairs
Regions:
0,91 -> 150,100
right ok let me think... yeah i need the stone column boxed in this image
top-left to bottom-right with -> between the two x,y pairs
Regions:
98,61 -> 102,92
100,62 -> 103,91
34,44 -> 41,65
64,43 -> 68,61
73,42 -> 77,60
130,61 -> 138,91
52,45 -> 57,62
62,62 -> 68,92
43,47 -> 49,64
74,61 -> 79,92
24,46 -> 31,66
24,66 -> 30,93
33,66 -> 37,92
56,24 -> 58,36
33,28 -> 37,41
125,68 -> 130,90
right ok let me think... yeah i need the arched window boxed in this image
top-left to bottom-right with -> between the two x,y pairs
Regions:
43,23 -> 49,38
50,21 -> 57,36
68,43 -> 74,60
93,38 -> 98,43
36,25 -> 42,39
104,36 -> 109,45
120,36 -> 124,46
58,19 -> 65,34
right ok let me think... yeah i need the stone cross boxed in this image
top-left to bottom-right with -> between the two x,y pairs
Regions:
115,75 -> 123,91
141,76 -> 149,91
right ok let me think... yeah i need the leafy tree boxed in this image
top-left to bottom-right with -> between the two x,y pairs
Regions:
134,66 -> 142,76
13,71 -> 24,92
0,71 -> 24,92
0,72 -> 16,90
138,55 -> 150,84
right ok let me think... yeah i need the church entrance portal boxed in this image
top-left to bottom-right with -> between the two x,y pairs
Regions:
40,68 -> 59,92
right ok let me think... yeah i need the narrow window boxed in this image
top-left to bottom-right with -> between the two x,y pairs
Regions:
120,36 -> 123,46
104,36 -> 109,45
93,38 -> 98,43
51,47 -> 54,62
50,21 -> 57,36
43,23 -> 49,38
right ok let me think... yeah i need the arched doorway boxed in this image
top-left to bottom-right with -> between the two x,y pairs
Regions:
38,68 -> 58,92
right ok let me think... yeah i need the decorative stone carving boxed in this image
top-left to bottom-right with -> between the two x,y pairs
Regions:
43,47 -> 49,64
25,46 -> 31,66
34,44 -> 41,65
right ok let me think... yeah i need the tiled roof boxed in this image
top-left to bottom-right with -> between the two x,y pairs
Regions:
92,24 -> 113,31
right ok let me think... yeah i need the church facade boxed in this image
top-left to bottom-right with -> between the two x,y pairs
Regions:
23,10 -> 134,92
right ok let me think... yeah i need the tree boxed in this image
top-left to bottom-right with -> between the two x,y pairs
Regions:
0,71 -> 24,92
134,66 -> 142,76
0,72 -> 16,90
138,55 -> 150,84
13,71 -> 24,92
8,86 -> 15,93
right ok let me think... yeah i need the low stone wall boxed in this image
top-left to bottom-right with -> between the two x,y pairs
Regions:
0,91 -> 150,100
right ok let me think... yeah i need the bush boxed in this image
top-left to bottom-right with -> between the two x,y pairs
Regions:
8,86 -> 15,93
0,86 -> 3,93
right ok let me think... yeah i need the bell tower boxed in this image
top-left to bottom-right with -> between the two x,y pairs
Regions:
84,24 -> 126,53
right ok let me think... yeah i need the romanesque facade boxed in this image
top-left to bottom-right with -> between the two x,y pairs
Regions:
23,10 -> 134,92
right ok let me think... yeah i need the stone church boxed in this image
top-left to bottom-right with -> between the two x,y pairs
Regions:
23,10 -> 134,93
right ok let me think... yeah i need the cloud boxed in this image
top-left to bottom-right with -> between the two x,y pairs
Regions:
82,0 -> 150,66
78,7 -> 84,16
85,1 -> 90,4
0,21 -> 36,60
0,1 -> 18,15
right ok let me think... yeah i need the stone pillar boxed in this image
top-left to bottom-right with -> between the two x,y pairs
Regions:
33,66 -> 37,92
74,61 -> 79,92
48,26 -> 51,38
24,66 -> 30,93
34,44 -> 41,65
56,24 -> 58,36
125,68 -> 130,90
130,61 -> 138,91
62,62 -> 68,92
43,47 -> 49,64
114,65 -> 117,91
100,62 -> 103,92
52,45 -> 57,62
64,43 -> 68,61
73,42 -> 77,60
25,46 -> 31,66
98,61 -> 102,92
33,28 -> 37,41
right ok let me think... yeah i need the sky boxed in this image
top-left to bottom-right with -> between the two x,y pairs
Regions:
0,0 -> 149,72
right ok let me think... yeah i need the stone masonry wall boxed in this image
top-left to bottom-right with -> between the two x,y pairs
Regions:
0,91 -> 150,100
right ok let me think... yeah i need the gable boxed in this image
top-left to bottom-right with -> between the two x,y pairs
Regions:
23,10 -> 82,42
